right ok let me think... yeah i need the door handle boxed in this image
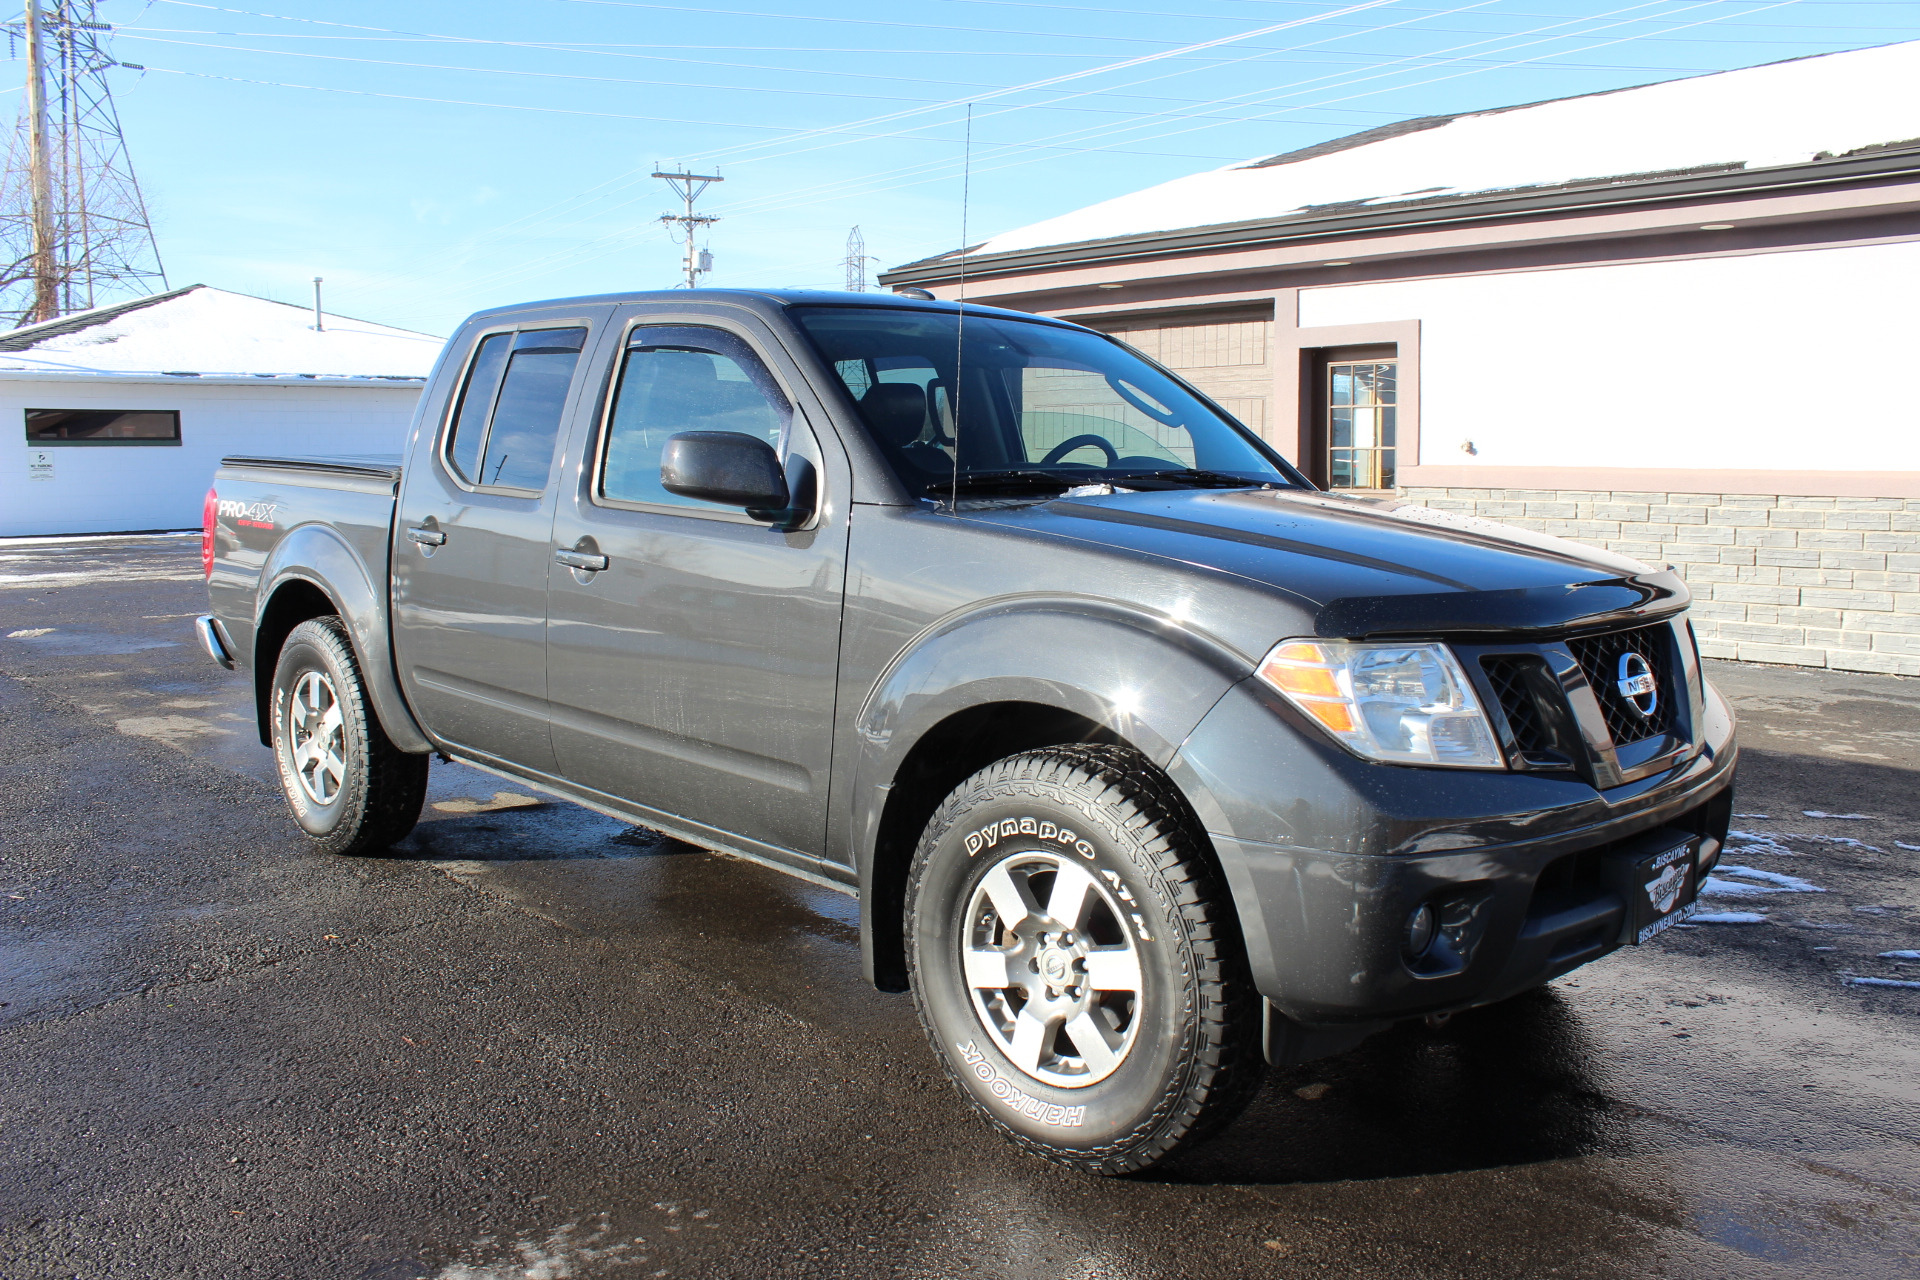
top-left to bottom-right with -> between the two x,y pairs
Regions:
406,526 -> 446,547
554,548 -> 610,571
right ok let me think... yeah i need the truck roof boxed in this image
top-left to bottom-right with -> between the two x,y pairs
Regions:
456,288 -> 1083,329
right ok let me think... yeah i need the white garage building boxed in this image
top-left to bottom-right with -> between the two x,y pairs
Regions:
882,41 -> 1920,674
3,285 -> 440,537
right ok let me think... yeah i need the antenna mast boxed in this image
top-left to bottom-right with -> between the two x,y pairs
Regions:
2,0 -> 167,326
652,167 -> 721,289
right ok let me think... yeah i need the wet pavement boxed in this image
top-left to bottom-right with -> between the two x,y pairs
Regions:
2,532 -> 1918,1280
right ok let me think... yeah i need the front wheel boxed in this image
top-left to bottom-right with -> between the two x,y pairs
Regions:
906,745 -> 1264,1175
269,616 -> 427,856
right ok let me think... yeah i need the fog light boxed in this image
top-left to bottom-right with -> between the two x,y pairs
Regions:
1404,903 -> 1437,960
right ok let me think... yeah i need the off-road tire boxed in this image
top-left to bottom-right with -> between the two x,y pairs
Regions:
905,744 -> 1264,1175
269,616 -> 427,856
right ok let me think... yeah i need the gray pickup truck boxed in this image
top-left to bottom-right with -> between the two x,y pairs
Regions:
199,289 -> 1736,1174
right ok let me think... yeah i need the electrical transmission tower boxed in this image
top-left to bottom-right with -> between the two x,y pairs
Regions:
653,167 -> 721,290
842,225 -> 876,292
0,0 -> 167,326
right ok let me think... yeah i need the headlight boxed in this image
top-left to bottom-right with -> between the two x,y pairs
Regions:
1255,639 -> 1504,769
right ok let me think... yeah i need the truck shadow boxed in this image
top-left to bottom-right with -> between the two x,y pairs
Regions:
1155,986 -> 1627,1186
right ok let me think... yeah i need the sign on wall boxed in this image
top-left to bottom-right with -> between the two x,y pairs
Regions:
26,449 -> 54,482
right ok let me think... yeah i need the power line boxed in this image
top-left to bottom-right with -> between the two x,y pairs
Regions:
115,27 -> 1730,90
697,0 -> 1803,230
369,0 -> 1743,299
112,32 -> 1483,125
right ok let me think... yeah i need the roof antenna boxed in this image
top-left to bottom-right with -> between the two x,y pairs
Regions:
311,277 -> 323,332
950,104 -> 971,514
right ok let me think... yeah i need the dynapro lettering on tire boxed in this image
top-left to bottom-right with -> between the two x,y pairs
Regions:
906,744 -> 1263,1175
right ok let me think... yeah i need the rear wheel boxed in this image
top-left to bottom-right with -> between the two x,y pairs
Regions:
906,744 -> 1263,1175
269,616 -> 427,856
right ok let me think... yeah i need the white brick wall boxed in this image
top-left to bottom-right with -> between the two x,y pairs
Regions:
1398,487 -> 1920,676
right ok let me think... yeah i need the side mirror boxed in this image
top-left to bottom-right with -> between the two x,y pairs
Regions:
660,431 -> 790,516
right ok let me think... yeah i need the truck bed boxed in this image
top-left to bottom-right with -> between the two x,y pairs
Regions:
207,453 -> 405,684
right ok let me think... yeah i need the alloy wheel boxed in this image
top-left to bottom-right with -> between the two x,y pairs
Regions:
962,849 -> 1144,1087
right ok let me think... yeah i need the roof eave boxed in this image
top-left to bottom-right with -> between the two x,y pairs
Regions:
878,146 -> 1920,287
0,368 -> 427,386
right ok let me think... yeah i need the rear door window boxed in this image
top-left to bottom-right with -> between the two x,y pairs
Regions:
444,326 -> 588,491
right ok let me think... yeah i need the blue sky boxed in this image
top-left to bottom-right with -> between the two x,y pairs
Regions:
31,0 -> 1920,333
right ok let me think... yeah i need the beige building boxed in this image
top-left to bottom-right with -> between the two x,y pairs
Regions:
881,42 -> 1920,675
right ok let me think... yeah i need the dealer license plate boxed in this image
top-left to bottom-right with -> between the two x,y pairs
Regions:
1606,836 -> 1700,945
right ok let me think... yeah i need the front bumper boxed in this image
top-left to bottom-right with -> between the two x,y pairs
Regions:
1166,625 -> 1737,1049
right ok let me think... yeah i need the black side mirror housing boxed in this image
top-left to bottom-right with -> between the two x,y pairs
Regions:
660,431 -> 790,517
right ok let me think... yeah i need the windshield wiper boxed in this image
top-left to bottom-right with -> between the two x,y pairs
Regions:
1125,469 -> 1285,490
923,468 -> 1086,495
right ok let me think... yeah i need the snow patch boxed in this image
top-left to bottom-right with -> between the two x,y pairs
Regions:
1802,810 -> 1874,820
1843,977 -> 1920,990
1702,865 -> 1827,897
1692,912 -> 1769,925
1896,842 -> 1920,852
1877,951 -> 1920,960
5,628 -> 53,638
1783,833 -> 1884,852
1726,829 -> 1796,856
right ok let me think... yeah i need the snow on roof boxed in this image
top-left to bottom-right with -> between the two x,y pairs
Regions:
0,284 -> 442,380
970,41 -> 1920,257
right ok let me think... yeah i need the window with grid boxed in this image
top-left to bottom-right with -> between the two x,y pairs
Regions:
1326,359 -> 1396,489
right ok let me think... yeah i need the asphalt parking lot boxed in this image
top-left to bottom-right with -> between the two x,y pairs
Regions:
3,532 -> 1919,1280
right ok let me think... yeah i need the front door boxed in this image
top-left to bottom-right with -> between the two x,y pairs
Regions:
392,308 -> 612,772
546,318 -> 850,860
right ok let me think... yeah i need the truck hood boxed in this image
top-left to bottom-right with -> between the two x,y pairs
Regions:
967,487 -> 1686,638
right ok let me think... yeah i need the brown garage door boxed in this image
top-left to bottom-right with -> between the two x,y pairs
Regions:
1078,306 -> 1274,443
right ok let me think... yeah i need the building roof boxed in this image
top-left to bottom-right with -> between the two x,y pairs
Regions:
939,40 -> 1920,262
0,284 -> 443,382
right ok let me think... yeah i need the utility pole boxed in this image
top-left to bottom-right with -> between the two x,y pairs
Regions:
652,167 -> 721,289
842,225 -> 876,292
24,0 -> 57,323
311,277 -> 323,331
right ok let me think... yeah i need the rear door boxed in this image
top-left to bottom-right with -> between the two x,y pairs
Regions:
546,312 -> 852,861
392,307 -> 613,772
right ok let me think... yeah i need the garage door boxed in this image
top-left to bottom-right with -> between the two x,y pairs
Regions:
1081,308 -> 1274,443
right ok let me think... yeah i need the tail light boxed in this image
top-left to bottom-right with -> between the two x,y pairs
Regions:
201,486 -> 218,578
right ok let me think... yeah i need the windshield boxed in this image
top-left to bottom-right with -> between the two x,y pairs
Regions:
789,306 -> 1306,496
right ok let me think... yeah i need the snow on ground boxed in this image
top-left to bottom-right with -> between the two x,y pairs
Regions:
969,41 -> 1920,255
1802,811 -> 1875,820
1843,977 -> 1920,990
1726,829 -> 1797,857
1880,951 -> 1920,961
1702,866 -> 1828,897
1692,912 -> 1769,925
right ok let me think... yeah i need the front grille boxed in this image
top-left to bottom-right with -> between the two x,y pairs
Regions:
1568,623 -> 1675,745
1481,655 -> 1556,755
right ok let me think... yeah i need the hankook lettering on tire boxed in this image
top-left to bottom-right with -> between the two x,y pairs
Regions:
956,1040 -> 1087,1126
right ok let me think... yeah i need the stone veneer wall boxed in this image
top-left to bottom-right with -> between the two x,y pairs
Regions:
1397,488 -> 1920,676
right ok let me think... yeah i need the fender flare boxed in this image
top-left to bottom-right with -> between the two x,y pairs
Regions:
254,522 -> 432,754
846,596 -> 1253,985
